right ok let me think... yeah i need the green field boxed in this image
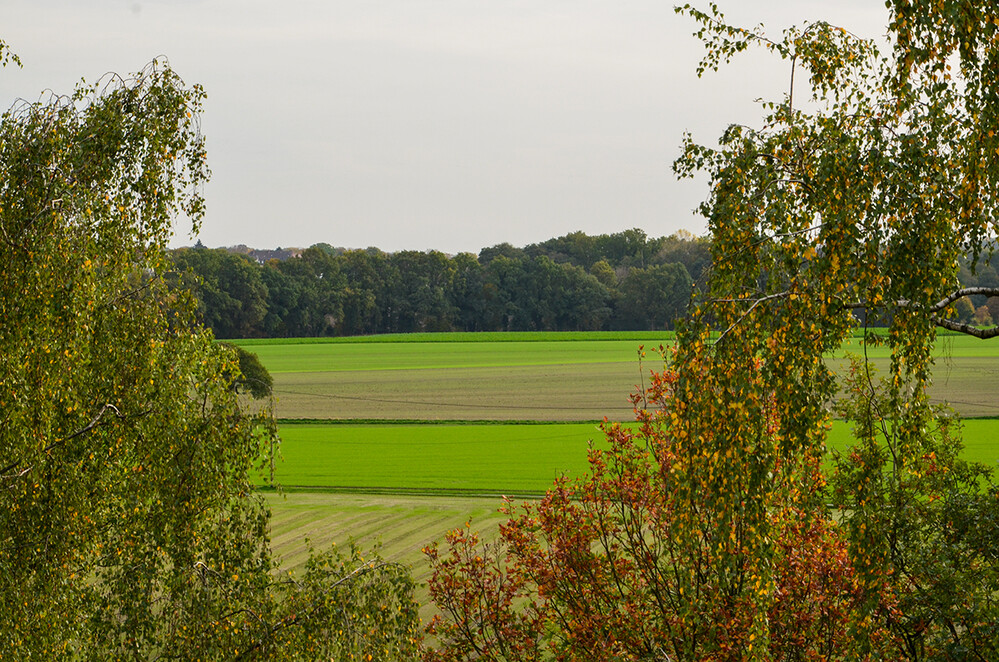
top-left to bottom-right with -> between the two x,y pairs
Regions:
265,491 -> 511,624
240,331 -> 999,618
251,336 -> 675,421
238,330 -> 678,345
238,332 -> 999,420
824,418 -> 998,467
269,419 -> 999,494
265,417 -> 999,620
271,422 -> 605,495
249,339 -> 671,374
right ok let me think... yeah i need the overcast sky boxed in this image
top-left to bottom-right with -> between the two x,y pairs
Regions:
1,1 -> 889,254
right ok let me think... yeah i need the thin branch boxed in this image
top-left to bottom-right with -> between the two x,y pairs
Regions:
713,291 -> 792,345
930,316 -> 999,339
788,53 -> 797,119
713,221 -> 824,269
843,286 -> 999,338
712,285 -> 999,344
0,403 -> 124,477
0,466 -> 32,486
99,280 -> 156,310
924,286 -> 999,313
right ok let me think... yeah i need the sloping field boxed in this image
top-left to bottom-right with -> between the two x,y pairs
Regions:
244,331 -> 999,622
240,332 -> 999,420
264,492 -> 511,624
272,363 -> 644,421
251,335 -> 669,421
265,418 -> 999,623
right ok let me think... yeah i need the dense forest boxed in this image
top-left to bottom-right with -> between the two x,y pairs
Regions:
171,228 -> 999,339
169,229 -> 710,338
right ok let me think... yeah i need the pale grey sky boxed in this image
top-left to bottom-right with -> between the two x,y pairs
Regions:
1,1 -> 889,253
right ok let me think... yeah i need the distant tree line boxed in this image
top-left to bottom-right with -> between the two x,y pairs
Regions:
169,229 -> 710,338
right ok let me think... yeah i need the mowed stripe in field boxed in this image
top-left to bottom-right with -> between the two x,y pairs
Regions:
827,356 -> 999,417
254,339 -> 662,421
264,492 -> 512,625
240,336 -> 999,421
272,363 -> 646,421
272,357 -> 999,420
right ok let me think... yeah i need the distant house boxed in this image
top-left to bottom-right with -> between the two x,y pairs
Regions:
220,245 -> 302,263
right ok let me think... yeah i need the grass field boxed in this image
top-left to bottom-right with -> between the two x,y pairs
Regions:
264,491 -> 510,624
265,417 -> 999,620
249,339 -> 674,374
238,331 -> 678,345
246,334 -> 676,420
826,418 -> 999,466
269,419 -> 999,493
238,332 -> 999,420
269,422 -> 605,494
239,330 -> 998,619
244,332 -> 999,376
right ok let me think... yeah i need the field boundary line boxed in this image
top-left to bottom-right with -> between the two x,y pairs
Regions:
276,418 -> 611,426
259,485 -> 548,499
233,331 -> 677,346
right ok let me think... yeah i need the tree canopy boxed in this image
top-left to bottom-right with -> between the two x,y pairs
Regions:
170,229 -> 706,338
0,48 -> 419,658
424,2 -> 999,659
